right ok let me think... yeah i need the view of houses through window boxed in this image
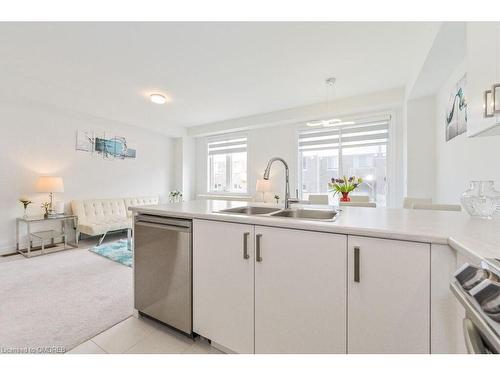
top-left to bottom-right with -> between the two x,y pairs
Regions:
299,117 -> 389,206
207,137 -> 247,193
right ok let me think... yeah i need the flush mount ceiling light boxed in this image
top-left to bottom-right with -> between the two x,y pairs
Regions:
150,93 -> 167,104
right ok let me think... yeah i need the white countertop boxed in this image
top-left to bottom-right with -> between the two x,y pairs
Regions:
130,200 -> 500,267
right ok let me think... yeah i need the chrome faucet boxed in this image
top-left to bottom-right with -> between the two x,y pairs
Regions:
263,157 -> 299,209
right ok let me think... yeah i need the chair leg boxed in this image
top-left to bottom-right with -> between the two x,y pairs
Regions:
98,232 -> 107,246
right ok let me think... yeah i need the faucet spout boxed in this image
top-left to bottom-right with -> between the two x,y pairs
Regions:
263,157 -> 297,209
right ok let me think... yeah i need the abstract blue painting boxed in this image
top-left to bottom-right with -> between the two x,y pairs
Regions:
76,130 -> 137,159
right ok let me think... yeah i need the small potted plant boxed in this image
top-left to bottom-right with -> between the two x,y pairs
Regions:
19,197 -> 33,218
169,190 -> 183,203
328,176 -> 363,202
41,202 -> 51,218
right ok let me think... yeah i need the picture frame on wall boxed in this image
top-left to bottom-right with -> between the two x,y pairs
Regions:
445,73 -> 467,141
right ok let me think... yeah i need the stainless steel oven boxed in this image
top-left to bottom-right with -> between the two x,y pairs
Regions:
451,261 -> 500,354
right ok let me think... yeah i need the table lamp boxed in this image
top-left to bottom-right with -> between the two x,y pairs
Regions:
36,176 -> 64,216
256,179 -> 271,202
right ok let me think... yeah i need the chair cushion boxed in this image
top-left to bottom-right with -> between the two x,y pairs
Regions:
78,218 -> 133,236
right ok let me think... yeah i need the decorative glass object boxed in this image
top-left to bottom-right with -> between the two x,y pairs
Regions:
461,181 -> 500,219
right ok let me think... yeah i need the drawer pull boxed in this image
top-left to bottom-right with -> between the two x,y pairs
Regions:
243,232 -> 250,259
256,234 -> 263,262
354,246 -> 360,283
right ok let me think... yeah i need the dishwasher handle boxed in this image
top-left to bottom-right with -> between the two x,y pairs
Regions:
135,220 -> 192,233
136,214 -> 191,229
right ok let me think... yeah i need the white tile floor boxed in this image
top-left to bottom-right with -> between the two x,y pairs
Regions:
67,316 -> 223,354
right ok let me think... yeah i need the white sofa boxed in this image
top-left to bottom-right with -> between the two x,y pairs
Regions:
71,196 -> 159,244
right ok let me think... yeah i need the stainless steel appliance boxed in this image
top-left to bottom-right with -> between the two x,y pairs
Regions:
451,261 -> 500,353
134,214 -> 193,336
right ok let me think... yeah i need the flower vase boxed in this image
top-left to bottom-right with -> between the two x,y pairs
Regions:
340,192 -> 351,202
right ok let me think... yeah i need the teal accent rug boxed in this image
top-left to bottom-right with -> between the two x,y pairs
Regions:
89,239 -> 132,267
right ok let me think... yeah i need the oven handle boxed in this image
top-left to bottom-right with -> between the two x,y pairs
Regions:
463,318 -> 487,354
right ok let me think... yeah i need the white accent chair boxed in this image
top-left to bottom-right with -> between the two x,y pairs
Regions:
339,201 -> 377,208
403,197 -> 432,209
308,194 -> 329,204
71,196 -> 159,245
349,195 -> 370,203
411,203 -> 462,212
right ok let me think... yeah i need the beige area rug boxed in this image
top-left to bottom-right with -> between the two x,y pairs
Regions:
0,248 -> 133,353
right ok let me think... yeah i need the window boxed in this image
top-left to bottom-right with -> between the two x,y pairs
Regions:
299,117 -> 389,206
207,136 -> 247,193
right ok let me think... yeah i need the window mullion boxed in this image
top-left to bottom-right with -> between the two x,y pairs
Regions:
226,154 -> 231,192
338,127 -> 343,177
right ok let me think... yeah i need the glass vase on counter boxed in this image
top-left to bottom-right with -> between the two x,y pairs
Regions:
461,181 -> 500,219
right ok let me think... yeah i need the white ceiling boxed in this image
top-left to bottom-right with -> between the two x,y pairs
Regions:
0,22 -> 439,136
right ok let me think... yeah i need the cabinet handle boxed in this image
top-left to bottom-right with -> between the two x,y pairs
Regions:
484,89 -> 494,118
256,234 -> 263,262
493,83 -> 500,114
354,246 -> 360,283
243,232 -> 250,259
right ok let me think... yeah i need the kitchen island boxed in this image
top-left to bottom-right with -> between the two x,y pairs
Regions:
130,200 -> 500,354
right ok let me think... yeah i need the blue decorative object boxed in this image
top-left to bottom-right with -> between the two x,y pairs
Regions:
89,239 -> 132,267
76,130 -> 137,160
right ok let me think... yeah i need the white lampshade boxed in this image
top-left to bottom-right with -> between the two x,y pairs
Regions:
36,176 -> 64,193
256,179 -> 271,192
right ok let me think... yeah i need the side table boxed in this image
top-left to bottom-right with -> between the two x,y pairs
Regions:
16,214 -> 79,258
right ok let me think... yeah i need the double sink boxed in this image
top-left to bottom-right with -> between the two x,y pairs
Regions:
217,206 -> 338,221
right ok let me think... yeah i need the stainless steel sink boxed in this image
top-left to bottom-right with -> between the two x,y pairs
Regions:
270,209 -> 338,221
218,206 -> 282,215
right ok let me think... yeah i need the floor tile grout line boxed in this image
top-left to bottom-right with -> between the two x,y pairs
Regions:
89,339 -> 109,354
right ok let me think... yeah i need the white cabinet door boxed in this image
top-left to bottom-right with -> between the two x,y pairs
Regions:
254,226 -> 347,354
347,236 -> 430,353
193,219 -> 254,353
467,22 -> 500,136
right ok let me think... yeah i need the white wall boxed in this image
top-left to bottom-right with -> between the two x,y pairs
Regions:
173,136 -> 197,201
434,59 -> 500,203
195,123 -> 299,203
194,89 -> 405,206
406,95 -> 436,198
0,98 -> 174,254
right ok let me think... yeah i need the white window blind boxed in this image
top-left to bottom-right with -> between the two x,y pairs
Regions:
299,117 -> 389,152
208,137 -> 247,155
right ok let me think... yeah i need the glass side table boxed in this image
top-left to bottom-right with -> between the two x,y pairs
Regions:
16,214 -> 79,258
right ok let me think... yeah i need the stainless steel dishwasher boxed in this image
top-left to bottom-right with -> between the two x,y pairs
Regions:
134,214 -> 193,336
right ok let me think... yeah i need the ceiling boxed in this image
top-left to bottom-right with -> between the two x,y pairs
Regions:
0,22 -> 439,136
408,22 -> 466,99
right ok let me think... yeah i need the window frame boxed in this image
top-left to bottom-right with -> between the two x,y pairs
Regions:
297,113 -> 395,206
206,134 -> 249,195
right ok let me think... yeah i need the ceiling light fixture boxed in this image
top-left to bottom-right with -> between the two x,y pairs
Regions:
307,118 -> 342,127
323,121 -> 356,127
150,93 -> 167,104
